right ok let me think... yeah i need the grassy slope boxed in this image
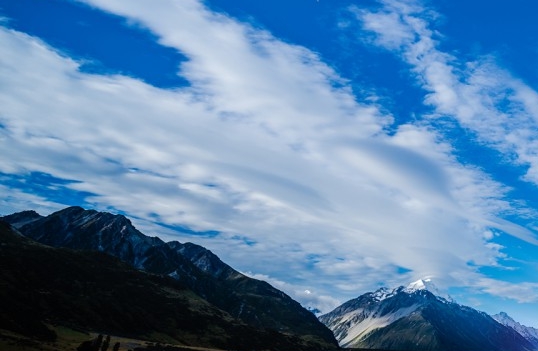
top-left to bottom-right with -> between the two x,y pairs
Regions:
0,326 -> 216,351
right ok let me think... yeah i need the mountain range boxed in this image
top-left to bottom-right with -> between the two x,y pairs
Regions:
1,206 -> 337,350
3,206 -> 538,351
319,279 -> 537,351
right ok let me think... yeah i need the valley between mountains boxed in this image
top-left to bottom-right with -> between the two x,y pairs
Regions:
1,206 -> 537,351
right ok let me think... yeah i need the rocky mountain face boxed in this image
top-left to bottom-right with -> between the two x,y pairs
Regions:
2,206 -> 337,349
0,220 -> 328,351
319,279 -> 536,351
493,312 -> 538,348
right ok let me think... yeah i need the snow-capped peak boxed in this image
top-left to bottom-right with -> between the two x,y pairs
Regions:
493,311 -> 514,325
404,278 -> 454,302
368,279 -> 445,302
405,278 -> 435,292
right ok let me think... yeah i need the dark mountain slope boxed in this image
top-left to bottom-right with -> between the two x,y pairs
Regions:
3,207 -> 337,348
168,241 -> 337,344
0,220 -> 332,351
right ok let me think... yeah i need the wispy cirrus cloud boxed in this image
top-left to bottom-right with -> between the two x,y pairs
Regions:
1,0 -> 537,314
355,0 -> 538,185
474,278 -> 538,304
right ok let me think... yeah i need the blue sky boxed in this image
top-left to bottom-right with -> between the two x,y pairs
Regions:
2,0 -> 538,327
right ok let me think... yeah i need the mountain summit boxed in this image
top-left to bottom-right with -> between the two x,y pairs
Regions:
493,312 -> 538,349
405,278 -> 437,293
404,278 -> 453,302
319,282 -> 535,351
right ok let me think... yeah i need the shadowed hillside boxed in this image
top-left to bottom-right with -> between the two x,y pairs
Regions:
0,220 -> 335,351
3,206 -> 337,348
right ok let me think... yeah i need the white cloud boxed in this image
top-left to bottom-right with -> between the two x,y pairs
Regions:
356,0 -> 538,186
0,184 -> 65,216
474,278 -> 538,303
1,0 -> 537,313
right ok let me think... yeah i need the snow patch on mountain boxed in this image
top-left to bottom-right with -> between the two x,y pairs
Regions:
339,303 -> 421,347
371,287 -> 396,301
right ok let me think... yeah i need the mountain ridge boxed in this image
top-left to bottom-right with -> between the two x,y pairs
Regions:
0,219 -> 333,351
2,206 -> 337,348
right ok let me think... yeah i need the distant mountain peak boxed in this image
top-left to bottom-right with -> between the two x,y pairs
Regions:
320,282 -> 534,351
1,209 -> 43,228
492,311 -> 538,347
494,311 -> 512,321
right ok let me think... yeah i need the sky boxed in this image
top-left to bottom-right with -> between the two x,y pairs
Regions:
1,0 -> 538,327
